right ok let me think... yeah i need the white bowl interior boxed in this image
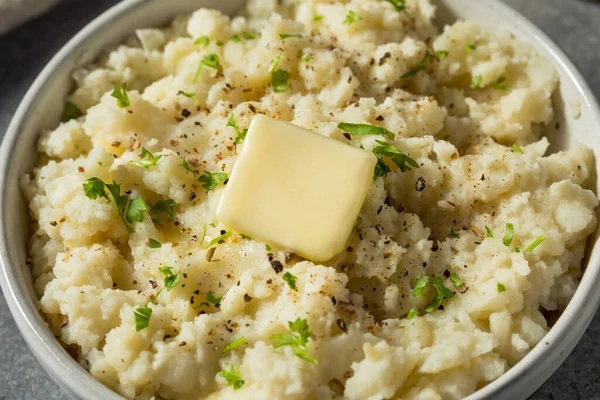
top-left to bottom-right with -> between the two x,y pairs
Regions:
1,0 -> 599,399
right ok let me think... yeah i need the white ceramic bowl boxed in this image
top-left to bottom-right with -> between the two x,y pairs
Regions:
1,0 -> 599,399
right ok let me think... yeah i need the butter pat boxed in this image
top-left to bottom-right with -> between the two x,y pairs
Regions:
217,114 -> 377,262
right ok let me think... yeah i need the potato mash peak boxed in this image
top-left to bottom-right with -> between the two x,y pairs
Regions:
21,0 -> 597,399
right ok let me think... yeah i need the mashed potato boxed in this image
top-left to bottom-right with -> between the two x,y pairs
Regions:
22,0 -> 598,399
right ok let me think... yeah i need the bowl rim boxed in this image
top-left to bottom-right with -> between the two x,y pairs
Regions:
1,0 -> 599,399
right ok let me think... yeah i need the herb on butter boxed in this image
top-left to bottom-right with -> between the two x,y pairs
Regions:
503,223 -> 514,247
111,82 -> 130,108
282,271 -> 298,291
223,337 -> 248,352
148,238 -> 162,248
384,0 -> 406,11
193,54 -> 223,84
134,307 -> 152,331
270,318 -> 317,364
129,147 -> 162,169
343,10 -> 363,25
219,364 -> 244,390
198,171 -> 228,191
470,75 -> 483,89
337,122 -> 394,139
280,33 -> 303,40
227,114 -> 248,145
206,291 -> 222,308
524,235 -> 546,252
61,102 -> 83,122
497,283 -> 506,293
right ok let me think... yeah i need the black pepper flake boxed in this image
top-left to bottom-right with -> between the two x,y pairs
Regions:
331,296 -> 337,305
376,115 -> 384,121
270,260 -> 283,274
149,280 -> 157,289
285,253 -> 296,263
49,221 -> 57,226
443,269 -> 450,278
181,109 -> 191,118
343,133 -> 351,140
191,235 -> 197,242
243,294 -> 252,303
268,253 -> 274,261
480,174 -> 485,181
189,192 -> 197,201
415,177 -> 426,191
336,318 -> 347,332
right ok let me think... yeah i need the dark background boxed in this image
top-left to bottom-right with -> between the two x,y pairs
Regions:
0,0 -> 599,399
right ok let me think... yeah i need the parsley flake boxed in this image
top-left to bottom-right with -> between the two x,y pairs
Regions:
470,75 -> 483,89
412,276 -> 429,298
242,32 -> 260,39
111,82 -> 130,108
491,76 -> 509,90
343,10 -> 363,25
270,318 -> 317,364
194,36 -> 210,47
497,283 -> 506,293
282,271 -> 298,291
61,102 -> 83,122
265,244 -> 272,251
193,54 -> 223,84
466,40 -> 477,52
148,238 -> 162,248
227,114 -> 248,145
449,272 -> 463,289
206,231 -> 232,248
271,69 -> 290,93
219,364 -> 244,390
198,171 -> 228,191
149,199 -> 176,223
524,235 -> 546,252
206,291 -> 223,308
449,227 -> 459,238
402,51 -> 445,79
129,147 -> 162,168
423,277 -> 454,313
158,266 -> 181,291
182,159 -> 200,175
83,177 -> 109,201
337,122 -> 394,139
406,308 -> 418,319
126,197 -> 148,223
134,307 -> 152,331
371,140 -> 419,178
512,143 -> 524,154
223,337 -> 248,352
83,178 -> 140,233
280,33 -> 304,40
503,223 -> 514,247
229,35 -> 241,42
485,226 -> 494,238
313,15 -> 324,22
384,0 -> 406,11
180,91 -> 201,107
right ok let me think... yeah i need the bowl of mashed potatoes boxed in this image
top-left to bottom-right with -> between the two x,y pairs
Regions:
2,0 -> 600,399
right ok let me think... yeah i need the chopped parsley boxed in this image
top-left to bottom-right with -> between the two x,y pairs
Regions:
282,272 -> 298,291
371,140 -> 419,178
524,235 -> 546,252
229,35 -> 241,42
423,277 -> 454,313
384,0 -> 406,11
313,15 -> 324,22
158,266 -> 181,291
149,199 -> 176,223
412,276 -> 429,298
343,10 -> 363,25
129,147 -> 162,168
134,307 -> 152,331
497,283 -> 507,293
83,178 -> 140,233
449,227 -> 459,238
206,231 -> 232,248
435,50 -> 449,59
61,102 -> 83,122
268,56 -> 290,93
193,54 -> 223,84
449,272 -> 463,289
512,143 -> 524,154
206,291 -> 222,308
180,91 -> 201,107
302,54 -> 312,63
337,122 -> 394,139
265,244 -> 272,251
126,197 -> 148,223
227,114 -> 248,145
485,226 -> 494,238
401,51 -> 446,79
223,337 -> 248,352
148,238 -> 162,248
503,223 -> 514,247
470,75 -> 483,90
406,308 -> 418,319
491,76 -> 509,90
182,159 -> 200,175
198,171 -> 228,191
219,364 -> 244,390
194,36 -> 210,47
280,33 -> 303,40
270,318 -> 317,364
466,40 -> 476,52
111,82 -> 130,108
242,32 -> 260,39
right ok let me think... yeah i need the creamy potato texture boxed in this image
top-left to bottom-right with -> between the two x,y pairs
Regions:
22,0 -> 598,399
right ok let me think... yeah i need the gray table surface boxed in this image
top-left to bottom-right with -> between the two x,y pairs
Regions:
1,0 -> 599,399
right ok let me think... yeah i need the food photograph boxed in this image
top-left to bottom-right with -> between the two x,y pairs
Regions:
0,0 -> 599,399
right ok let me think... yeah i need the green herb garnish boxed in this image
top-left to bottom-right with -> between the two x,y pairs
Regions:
193,54 -> 223,84
180,91 -> 201,107
406,308 -> 418,319
134,307 -> 152,331
227,114 -> 248,145
402,51 -> 445,78
449,227 -> 459,238
449,272 -> 463,289
206,231 -> 232,248
282,272 -> 298,291
126,197 -> 148,223
270,318 -> 317,364
466,40 -> 476,52
423,277 -> 454,313
230,35 -> 241,42
271,69 -> 290,93
384,0 -> 406,11
524,235 -> 546,252
219,364 -> 244,390
158,266 -> 181,291
343,10 -> 363,25
182,159 -> 200,175
111,82 -> 130,108
412,276 -> 429,298
206,291 -> 223,308
512,143 -> 523,154
198,171 -> 228,191
223,337 -> 248,352
337,122 -> 394,139
280,33 -> 303,40
313,15 -> 324,22
265,244 -> 272,251
149,199 -> 176,223
61,102 -> 83,122
148,238 -> 162,248
491,76 -> 509,90
371,140 -> 419,178
497,283 -> 506,293
194,36 -> 210,47
242,32 -> 260,39
83,178 -> 139,233
503,223 -> 514,247
485,226 -> 494,238
470,75 -> 482,89
129,147 -> 162,168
